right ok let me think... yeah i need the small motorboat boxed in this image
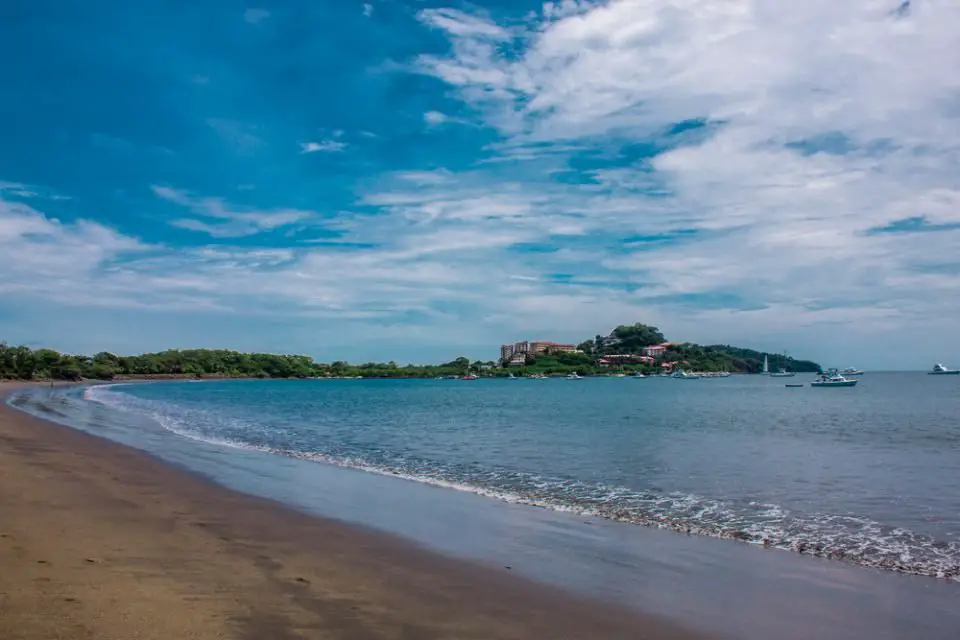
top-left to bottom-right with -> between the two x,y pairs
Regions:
929,363 -> 960,375
785,383 -> 804,388
811,372 -> 858,387
841,367 -> 864,376
565,372 -> 584,380
670,369 -> 701,379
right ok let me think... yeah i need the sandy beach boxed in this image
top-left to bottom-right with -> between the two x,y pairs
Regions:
0,382 -> 701,640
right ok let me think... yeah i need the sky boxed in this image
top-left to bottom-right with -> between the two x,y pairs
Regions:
1,0 -> 958,369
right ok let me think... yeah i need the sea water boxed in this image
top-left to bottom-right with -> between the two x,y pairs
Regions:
39,373 -> 960,582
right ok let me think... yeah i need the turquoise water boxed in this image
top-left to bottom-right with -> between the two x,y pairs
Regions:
64,373 -> 960,582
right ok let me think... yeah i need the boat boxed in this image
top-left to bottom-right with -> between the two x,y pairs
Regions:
670,369 -> 701,379
507,373 -> 519,380
810,372 -> 858,387
841,367 -> 864,376
929,363 -> 960,375
631,372 -> 647,379
766,351 -> 795,377
769,368 -> 796,378
785,383 -> 804,388
565,372 -> 584,380
461,373 -> 479,380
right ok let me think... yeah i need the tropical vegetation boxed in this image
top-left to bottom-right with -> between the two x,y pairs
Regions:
1,323 -> 820,381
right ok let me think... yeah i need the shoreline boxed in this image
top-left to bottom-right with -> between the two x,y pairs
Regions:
0,382 -> 702,640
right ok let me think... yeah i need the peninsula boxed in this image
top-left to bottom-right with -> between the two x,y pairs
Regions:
1,324 -> 820,381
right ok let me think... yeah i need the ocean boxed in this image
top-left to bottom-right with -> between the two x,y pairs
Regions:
9,373 -> 960,639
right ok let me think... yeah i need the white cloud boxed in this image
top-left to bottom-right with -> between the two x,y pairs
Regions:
151,185 -> 315,238
423,110 -> 472,126
244,8 -> 271,24
406,0 -> 960,356
0,182 -> 38,198
299,140 -> 347,153
424,111 -> 448,125
0,194 -> 152,307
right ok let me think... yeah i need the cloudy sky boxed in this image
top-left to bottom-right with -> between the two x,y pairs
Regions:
1,0 -> 958,368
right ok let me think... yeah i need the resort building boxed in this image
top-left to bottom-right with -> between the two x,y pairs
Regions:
641,343 -> 672,358
530,341 -> 577,354
500,340 -> 579,365
507,353 -> 527,367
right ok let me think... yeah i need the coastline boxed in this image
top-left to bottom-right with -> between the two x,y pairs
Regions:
0,382 -> 701,640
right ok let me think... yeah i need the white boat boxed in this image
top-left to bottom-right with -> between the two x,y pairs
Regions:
929,363 -> 960,375
811,372 -> 858,387
565,372 -> 584,380
841,367 -> 864,376
507,373 -> 518,380
766,352 -> 795,377
769,368 -> 796,378
631,373 -> 647,379
670,369 -> 701,379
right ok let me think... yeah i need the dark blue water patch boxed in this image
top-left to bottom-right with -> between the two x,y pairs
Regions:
40,374 -> 960,583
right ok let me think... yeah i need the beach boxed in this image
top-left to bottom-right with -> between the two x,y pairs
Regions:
0,382 -> 699,640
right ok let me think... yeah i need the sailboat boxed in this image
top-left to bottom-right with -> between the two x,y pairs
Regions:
768,352 -> 796,377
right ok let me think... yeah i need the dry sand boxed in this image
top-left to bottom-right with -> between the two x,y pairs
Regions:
0,382 -> 704,639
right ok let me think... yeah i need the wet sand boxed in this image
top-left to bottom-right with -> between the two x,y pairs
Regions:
0,382 -> 702,640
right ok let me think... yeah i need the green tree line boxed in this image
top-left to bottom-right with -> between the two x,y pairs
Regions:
0,344 -> 499,381
1,327 -> 821,382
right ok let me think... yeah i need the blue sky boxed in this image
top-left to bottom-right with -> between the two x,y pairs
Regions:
1,0 -> 959,368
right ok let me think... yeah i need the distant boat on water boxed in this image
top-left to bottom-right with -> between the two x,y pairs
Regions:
461,372 -> 479,380
929,363 -> 960,375
565,372 -> 584,380
841,367 -> 865,376
670,369 -> 701,379
769,368 -> 796,378
766,352 -> 795,377
811,372 -> 858,387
